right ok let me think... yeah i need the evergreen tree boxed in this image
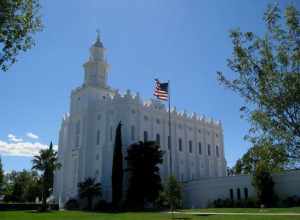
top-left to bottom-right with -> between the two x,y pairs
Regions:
126,141 -> 164,209
0,157 -> 4,194
111,122 -> 123,209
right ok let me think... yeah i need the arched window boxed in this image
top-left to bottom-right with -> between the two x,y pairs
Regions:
189,140 -> 193,153
96,129 -> 100,145
156,134 -> 160,145
178,138 -> 182,152
131,125 -> 135,141
198,142 -> 202,154
144,131 -> 148,142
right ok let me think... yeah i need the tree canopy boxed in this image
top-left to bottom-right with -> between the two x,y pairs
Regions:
217,4 -> 300,162
233,141 -> 288,175
0,0 -> 42,71
3,170 -> 41,202
125,141 -> 164,209
78,177 -> 102,211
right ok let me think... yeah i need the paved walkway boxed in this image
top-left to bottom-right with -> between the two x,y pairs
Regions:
169,211 -> 300,216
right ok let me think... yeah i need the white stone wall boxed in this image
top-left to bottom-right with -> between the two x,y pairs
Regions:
183,170 -> 300,208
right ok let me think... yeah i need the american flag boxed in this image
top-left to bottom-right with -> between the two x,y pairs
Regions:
154,79 -> 169,101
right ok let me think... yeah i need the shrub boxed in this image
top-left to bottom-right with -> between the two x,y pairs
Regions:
93,200 -> 114,212
64,198 -> 79,210
282,196 -> 300,207
212,198 -> 258,208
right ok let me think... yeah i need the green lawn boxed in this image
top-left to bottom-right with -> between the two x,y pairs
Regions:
0,209 -> 300,220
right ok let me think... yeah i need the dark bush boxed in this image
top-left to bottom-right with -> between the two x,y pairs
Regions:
0,203 -> 58,211
282,196 -> 300,207
212,198 -> 258,208
93,200 -> 114,212
64,199 -> 79,210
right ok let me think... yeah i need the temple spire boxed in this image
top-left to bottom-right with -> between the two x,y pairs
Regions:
94,29 -> 103,48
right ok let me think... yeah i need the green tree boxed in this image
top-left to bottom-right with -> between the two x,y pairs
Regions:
233,141 -> 288,175
0,157 -> 4,194
78,177 -> 102,211
0,0 -> 43,71
252,163 -> 276,207
126,141 -> 164,209
3,170 -> 41,202
234,159 -> 243,175
164,175 -> 182,218
217,4 -> 300,162
32,142 -> 61,211
111,122 -> 123,209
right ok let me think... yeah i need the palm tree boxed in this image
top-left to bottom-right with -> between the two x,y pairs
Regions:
78,178 -> 102,210
32,142 -> 61,211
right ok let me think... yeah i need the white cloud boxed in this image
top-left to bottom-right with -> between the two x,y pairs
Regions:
0,140 -> 58,157
8,134 -> 23,142
26,132 -> 39,140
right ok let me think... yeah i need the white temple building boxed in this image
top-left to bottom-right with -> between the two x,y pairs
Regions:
54,34 -> 300,208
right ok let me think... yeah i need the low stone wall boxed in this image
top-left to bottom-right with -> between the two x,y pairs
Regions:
183,170 -> 300,208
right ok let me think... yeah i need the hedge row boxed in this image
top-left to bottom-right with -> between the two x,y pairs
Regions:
0,203 -> 59,211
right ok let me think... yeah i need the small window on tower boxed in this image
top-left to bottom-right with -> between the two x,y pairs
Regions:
144,131 -> 148,142
96,129 -> 100,145
189,140 -> 193,153
178,138 -> 182,152
131,126 -> 135,141
198,142 -> 202,155
156,134 -> 160,145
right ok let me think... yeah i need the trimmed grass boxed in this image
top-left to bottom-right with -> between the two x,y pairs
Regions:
0,209 -> 300,220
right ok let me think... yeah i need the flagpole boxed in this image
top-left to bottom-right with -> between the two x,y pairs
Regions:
168,80 -> 173,176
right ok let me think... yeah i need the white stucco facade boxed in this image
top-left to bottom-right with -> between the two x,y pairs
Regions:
54,35 -> 227,206
183,170 -> 300,208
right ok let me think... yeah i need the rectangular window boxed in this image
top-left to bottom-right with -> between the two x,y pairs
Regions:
75,121 -> 80,147
198,142 -> 202,154
156,134 -> 160,145
244,188 -> 248,200
131,126 -> 135,141
216,145 -> 219,157
208,144 -> 211,156
178,138 -> 182,152
96,129 -> 100,145
189,140 -> 193,153
237,188 -> 241,200
110,126 -> 113,141
144,131 -> 148,142
230,189 -> 234,200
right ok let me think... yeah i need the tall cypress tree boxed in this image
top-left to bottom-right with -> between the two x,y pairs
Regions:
112,122 -> 123,209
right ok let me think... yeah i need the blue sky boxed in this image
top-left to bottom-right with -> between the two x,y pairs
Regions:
0,0 -> 298,172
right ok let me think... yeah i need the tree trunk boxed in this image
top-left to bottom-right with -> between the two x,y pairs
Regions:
88,197 -> 92,211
